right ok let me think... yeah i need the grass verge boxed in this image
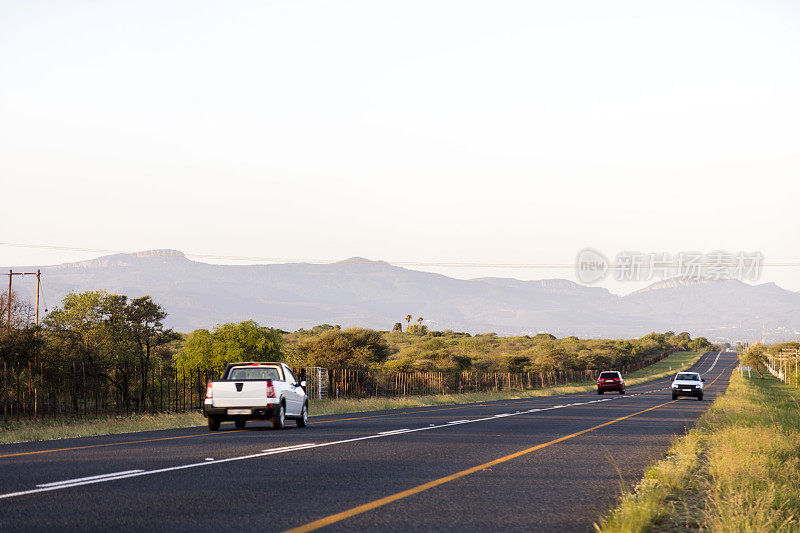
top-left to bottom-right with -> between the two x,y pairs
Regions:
595,371 -> 800,532
0,350 -> 704,444
0,411 -> 205,445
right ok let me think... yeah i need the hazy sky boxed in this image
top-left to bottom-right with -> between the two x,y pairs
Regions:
2,0 -> 799,294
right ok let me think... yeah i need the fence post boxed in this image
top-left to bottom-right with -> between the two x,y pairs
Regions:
82,362 -> 87,418
95,371 -> 100,417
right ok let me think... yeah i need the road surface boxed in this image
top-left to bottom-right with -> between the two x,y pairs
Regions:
0,350 -> 737,532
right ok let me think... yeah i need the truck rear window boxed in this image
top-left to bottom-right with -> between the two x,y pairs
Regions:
228,367 -> 282,380
599,372 -> 619,379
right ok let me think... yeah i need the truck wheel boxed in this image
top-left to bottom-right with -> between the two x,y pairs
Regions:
672,393 -> 677,400
208,417 -> 221,431
235,419 -> 246,429
619,389 -> 625,395
597,390 -> 603,395
296,403 -> 308,428
272,404 -> 285,429
698,393 -> 704,401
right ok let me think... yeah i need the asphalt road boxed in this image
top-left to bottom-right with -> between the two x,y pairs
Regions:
0,350 -> 737,532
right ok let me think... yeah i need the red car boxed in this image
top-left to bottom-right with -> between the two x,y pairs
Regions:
597,371 -> 625,394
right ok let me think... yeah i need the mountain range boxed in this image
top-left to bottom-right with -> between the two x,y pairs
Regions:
5,249 -> 800,342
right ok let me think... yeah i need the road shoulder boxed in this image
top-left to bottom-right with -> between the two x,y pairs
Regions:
595,371 -> 800,532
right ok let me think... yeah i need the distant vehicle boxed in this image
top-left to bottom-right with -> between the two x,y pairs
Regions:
597,371 -> 625,394
203,362 -> 308,431
671,372 -> 705,400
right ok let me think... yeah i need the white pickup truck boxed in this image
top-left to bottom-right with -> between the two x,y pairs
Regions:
203,362 -> 308,431
671,371 -> 705,401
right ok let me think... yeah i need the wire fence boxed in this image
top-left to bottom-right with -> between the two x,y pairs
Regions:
766,349 -> 800,387
1,361 -> 219,422
1,351 -> 672,421
326,351 -> 671,398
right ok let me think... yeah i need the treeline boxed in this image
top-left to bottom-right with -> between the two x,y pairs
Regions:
2,290 -> 713,386
282,325 -> 711,373
1,290 -> 180,411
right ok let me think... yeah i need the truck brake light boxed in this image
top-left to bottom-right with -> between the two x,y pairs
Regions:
266,379 -> 276,398
206,381 -> 213,399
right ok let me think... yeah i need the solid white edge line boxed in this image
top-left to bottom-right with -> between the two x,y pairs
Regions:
36,470 -> 145,488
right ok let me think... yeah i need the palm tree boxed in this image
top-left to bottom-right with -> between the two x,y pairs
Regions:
417,317 -> 423,325
406,314 -> 412,326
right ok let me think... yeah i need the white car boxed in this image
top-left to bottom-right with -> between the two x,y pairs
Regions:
671,371 -> 705,401
203,362 -> 308,430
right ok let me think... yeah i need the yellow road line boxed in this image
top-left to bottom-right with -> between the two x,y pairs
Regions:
283,400 -> 679,532
286,358 -> 735,533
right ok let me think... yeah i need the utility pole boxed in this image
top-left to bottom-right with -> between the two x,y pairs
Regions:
35,270 -> 41,327
6,270 -> 10,332
5,269 -> 42,330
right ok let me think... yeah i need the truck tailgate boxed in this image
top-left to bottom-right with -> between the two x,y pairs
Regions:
211,381 -> 269,408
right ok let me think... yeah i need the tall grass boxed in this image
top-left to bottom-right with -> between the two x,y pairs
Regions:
0,412 -> 205,445
596,372 -> 800,532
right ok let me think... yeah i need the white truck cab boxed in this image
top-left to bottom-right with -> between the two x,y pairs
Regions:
203,362 -> 308,431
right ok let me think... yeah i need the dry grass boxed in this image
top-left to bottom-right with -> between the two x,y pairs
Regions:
0,350 -> 705,445
0,411 -> 205,445
309,385 -> 588,417
596,372 -> 800,532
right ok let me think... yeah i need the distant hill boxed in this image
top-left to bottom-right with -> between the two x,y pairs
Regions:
6,250 -> 800,341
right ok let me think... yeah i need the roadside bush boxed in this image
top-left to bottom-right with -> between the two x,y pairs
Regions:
174,320 -> 282,375
294,327 -> 391,369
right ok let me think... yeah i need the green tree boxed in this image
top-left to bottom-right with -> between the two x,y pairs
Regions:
533,346 -> 572,371
506,355 -> 530,373
392,322 -> 403,333
688,336 -> 712,352
44,291 -> 137,408
0,290 -> 43,370
406,323 -> 428,336
125,296 -> 180,407
295,328 -> 391,369
741,343 -> 767,378
174,320 -> 283,376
